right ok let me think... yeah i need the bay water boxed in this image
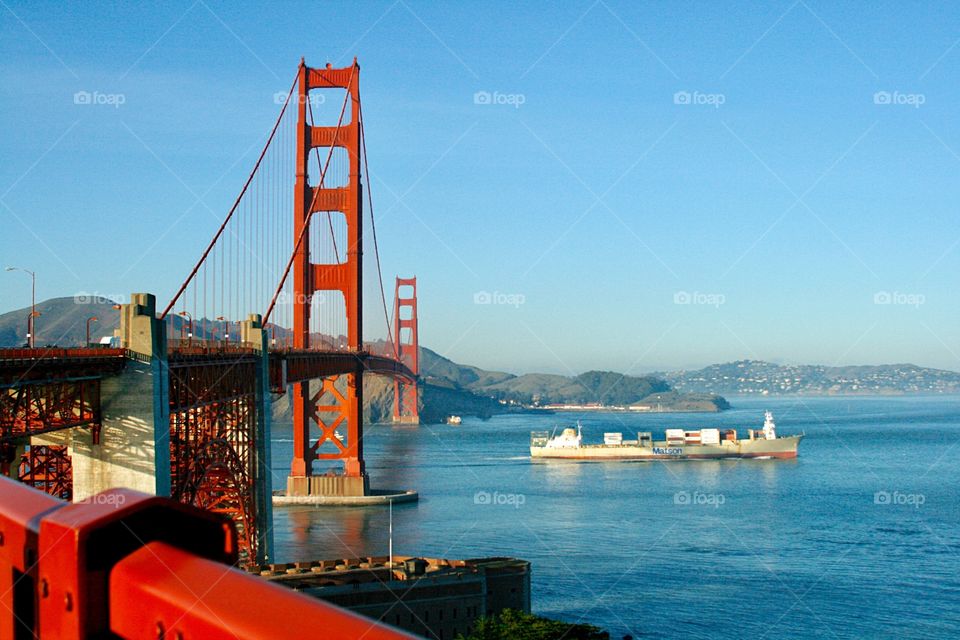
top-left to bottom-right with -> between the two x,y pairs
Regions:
271,396 -> 960,639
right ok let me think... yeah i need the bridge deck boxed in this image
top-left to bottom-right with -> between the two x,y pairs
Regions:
0,348 -> 128,385
0,347 -> 413,446
0,347 -> 414,386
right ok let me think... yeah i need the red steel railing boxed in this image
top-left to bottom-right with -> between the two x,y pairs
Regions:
0,347 -> 127,361
0,476 -> 414,639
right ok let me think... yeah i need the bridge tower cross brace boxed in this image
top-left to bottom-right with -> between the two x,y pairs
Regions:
290,60 -> 366,491
392,277 -> 420,423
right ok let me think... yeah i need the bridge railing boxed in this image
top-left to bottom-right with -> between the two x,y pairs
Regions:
0,347 -> 128,361
166,340 -> 259,357
0,476 -> 414,639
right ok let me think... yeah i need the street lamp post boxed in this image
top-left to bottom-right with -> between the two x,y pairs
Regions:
216,316 -> 228,346
23,313 -> 32,348
265,322 -> 277,348
178,311 -> 193,345
86,316 -> 99,347
5,267 -> 36,347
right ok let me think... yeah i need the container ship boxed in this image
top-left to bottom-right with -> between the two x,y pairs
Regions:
530,411 -> 802,460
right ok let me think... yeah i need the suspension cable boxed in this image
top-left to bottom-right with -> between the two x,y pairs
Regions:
264,64 -> 356,325
358,95 -> 399,360
161,66 -> 301,320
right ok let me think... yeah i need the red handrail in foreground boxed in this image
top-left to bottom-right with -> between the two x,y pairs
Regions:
0,476 -> 415,639
110,542 -> 415,640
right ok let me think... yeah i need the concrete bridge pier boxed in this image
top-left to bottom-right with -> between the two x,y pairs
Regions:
241,313 -> 274,561
35,293 -> 171,501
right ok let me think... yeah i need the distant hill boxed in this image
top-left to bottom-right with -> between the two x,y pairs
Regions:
469,370 -> 671,406
661,360 -> 960,395
416,347 -> 515,389
0,296 -> 121,347
0,298 -> 728,421
411,348 -> 727,412
637,390 -> 732,412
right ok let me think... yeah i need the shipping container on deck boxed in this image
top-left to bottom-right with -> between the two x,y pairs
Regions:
665,428 -> 685,445
701,428 -> 721,445
603,432 -> 623,445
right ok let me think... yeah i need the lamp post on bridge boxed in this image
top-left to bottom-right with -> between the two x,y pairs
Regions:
23,313 -> 33,348
5,266 -> 37,347
264,323 -> 277,348
86,316 -> 98,347
216,316 -> 228,346
179,311 -> 193,345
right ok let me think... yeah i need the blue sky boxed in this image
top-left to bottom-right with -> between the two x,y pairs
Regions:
1,1 -> 959,374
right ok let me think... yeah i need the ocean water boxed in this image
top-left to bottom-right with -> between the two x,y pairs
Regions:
270,397 -> 960,639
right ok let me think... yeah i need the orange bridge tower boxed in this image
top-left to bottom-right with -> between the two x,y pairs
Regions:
392,277 -> 420,424
289,60 -> 366,496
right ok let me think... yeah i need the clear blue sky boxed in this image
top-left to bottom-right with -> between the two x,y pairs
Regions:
2,1 -> 959,374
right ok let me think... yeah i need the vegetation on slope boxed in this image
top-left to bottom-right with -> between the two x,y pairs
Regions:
456,609 -> 611,640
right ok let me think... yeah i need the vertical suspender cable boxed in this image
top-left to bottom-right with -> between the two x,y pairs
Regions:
160,68 -> 299,320
358,97 -> 399,360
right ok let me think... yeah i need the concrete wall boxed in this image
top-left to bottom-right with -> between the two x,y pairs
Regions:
69,359 -> 168,500
243,313 -> 274,562
38,294 -> 171,500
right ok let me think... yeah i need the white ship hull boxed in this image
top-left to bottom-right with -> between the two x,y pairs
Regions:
530,435 -> 802,460
530,412 -> 802,460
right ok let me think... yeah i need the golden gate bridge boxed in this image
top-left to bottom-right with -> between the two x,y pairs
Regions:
0,59 -> 422,638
